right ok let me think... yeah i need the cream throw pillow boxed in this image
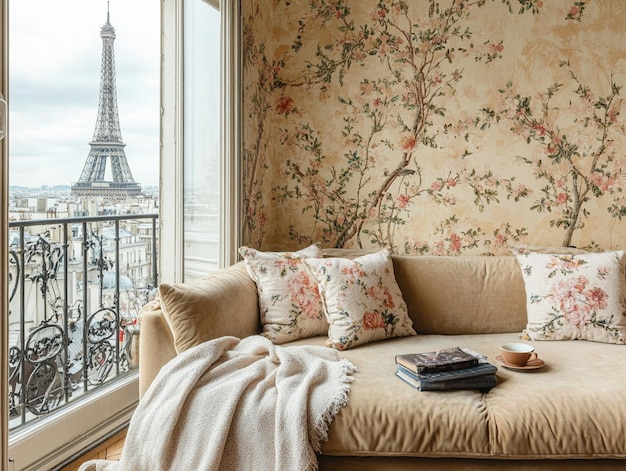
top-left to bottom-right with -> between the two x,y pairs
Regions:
513,249 -> 626,344
304,249 -> 416,350
238,244 -> 328,344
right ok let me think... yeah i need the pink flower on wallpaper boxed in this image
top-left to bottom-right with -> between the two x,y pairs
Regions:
432,241 -> 446,256
362,311 -> 386,330
556,192 -> 568,205
400,134 -> 417,151
430,35 -> 445,46
276,96 -> 295,115
353,50 -> 366,61
395,193 -> 410,209
378,42 -> 389,57
494,232 -> 507,247
371,8 -> 386,21
591,173 -> 616,192
360,81 -> 373,95
449,233 -> 462,253
533,123 -> 546,136
490,42 -> 504,53
431,180 -> 443,191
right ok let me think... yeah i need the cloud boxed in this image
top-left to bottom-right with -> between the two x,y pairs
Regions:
8,0 -> 160,188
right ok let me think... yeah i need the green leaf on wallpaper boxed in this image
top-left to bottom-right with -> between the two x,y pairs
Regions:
530,202 -> 546,213
590,184 -> 602,198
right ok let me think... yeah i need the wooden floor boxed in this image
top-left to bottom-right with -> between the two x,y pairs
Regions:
59,428 -> 126,471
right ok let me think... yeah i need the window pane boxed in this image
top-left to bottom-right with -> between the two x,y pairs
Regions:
9,1 -> 159,193
7,1 -> 159,467
183,0 -> 221,280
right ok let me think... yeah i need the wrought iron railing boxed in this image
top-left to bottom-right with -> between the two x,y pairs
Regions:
7,214 -> 158,431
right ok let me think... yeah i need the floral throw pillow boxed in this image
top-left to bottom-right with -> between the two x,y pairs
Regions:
238,244 -> 328,344
304,249 -> 416,350
513,250 -> 626,344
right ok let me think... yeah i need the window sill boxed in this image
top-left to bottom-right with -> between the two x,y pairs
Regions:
9,374 -> 138,471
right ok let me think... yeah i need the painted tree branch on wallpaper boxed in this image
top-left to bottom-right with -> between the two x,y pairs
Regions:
241,0 -> 625,254
481,59 -> 625,247
242,4 -> 281,248
271,0 -> 537,253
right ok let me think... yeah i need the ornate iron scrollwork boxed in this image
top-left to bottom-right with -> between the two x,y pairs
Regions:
8,227 -> 145,425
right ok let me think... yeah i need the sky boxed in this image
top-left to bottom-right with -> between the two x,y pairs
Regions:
8,0 -> 160,188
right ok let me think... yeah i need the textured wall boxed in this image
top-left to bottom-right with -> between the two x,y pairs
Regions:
242,0 -> 626,254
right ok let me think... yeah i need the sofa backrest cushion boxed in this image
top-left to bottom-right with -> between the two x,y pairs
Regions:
392,255 -> 527,335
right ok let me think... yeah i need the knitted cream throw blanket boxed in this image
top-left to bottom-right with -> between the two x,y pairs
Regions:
79,335 -> 356,471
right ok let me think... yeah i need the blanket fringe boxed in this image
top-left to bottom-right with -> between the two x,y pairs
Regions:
309,358 -> 358,471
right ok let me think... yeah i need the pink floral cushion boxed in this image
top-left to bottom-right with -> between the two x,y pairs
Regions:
304,250 -> 416,350
238,244 -> 328,344
513,250 -> 626,344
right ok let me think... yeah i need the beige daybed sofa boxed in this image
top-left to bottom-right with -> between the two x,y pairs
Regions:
138,250 -> 626,470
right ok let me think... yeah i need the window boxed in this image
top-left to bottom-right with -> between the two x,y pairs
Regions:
3,1 -> 160,469
183,0 -> 221,280
1,0 -> 240,468
160,0 -> 240,284
2,3 -> 9,468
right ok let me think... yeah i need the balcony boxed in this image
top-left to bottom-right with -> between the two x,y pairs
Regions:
7,213 -> 158,433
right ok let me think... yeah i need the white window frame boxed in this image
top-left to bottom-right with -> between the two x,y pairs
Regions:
160,0 -> 241,285
2,1 -> 9,468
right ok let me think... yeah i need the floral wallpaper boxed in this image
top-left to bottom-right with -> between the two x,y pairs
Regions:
242,0 -> 626,255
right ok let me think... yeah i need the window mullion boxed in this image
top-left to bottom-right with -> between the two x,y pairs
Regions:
160,0 -> 185,284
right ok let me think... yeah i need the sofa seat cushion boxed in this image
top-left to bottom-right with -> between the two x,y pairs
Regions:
286,334 -> 626,459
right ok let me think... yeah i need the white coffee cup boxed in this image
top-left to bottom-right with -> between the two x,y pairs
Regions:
500,342 -> 537,366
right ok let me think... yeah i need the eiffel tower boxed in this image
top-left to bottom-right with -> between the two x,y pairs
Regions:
72,5 -> 141,200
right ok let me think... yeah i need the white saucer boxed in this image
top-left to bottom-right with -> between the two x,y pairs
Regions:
495,354 -> 545,371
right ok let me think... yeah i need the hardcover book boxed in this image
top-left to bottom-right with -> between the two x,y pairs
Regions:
395,369 -> 497,392
395,346 -> 481,374
396,362 -> 498,383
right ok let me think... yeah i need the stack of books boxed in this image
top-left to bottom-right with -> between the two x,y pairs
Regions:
395,346 -> 497,391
